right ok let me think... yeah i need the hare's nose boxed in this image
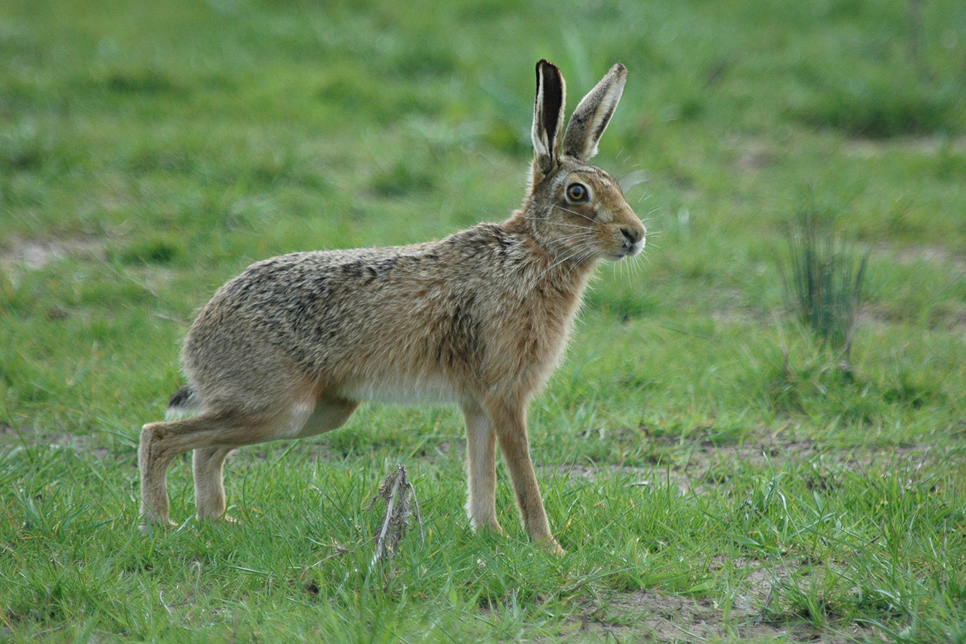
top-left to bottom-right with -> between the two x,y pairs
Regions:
621,226 -> 644,246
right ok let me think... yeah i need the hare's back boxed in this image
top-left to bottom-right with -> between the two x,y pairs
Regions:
181,229 -> 519,397
185,245 -> 426,349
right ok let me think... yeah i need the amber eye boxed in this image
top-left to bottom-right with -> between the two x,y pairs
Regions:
566,183 -> 589,202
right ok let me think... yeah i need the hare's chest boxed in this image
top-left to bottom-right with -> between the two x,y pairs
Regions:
483,289 -> 582,390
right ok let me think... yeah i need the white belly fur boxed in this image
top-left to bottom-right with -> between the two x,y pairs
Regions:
336,374 -> 460,406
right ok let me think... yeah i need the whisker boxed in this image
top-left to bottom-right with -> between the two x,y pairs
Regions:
565,250 -> 597,277
538,247 -> 586,280
528,219 -> 598,233
544,220 -> 594,228
540,239 -> 602,280
553,204 -> 596,223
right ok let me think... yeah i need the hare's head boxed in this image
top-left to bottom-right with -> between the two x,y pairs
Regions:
525,60 -> 645,263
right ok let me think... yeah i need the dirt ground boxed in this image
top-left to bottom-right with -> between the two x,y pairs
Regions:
575,584 -> 881,643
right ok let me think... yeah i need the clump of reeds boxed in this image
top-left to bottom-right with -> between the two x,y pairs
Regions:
779,210 -> 869,364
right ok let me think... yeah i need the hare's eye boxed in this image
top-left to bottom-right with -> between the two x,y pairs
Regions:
566,183 -> 589,202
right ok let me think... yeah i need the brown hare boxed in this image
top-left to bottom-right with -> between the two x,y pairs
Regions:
139,59 -> 645,553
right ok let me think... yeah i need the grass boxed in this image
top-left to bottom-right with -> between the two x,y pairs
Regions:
780,209 -> 869,359
2,0 -> 966,641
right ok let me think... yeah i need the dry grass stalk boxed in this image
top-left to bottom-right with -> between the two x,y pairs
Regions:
367,466 -> 422,570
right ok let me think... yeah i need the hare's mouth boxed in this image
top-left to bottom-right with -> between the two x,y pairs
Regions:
612,244 -> 643,261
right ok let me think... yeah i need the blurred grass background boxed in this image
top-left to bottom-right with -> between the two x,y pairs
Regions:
1,0 -> 966,642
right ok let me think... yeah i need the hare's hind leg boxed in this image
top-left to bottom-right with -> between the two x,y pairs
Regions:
139,418 -> 183,529
190,394 -> 357,521
294,394 -> 358,439
461,400 -> 503,535
193,446 -> 233,520
139,408 -> 294,530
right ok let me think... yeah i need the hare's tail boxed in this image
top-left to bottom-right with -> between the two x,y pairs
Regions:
165,385 -> 202,420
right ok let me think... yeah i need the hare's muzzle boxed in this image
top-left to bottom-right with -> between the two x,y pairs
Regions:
620,224 -> 646,257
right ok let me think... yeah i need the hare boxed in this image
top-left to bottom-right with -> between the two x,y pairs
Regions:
139,60 -> 645,553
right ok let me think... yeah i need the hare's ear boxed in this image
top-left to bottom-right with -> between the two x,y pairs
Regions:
562,63 -> 627,161
532,59 -> 566,176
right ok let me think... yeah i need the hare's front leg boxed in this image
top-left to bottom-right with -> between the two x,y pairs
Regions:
461,401 -> 503,535
485,399 -> 564,555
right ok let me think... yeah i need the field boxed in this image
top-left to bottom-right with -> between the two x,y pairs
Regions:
2,0 -> 966,641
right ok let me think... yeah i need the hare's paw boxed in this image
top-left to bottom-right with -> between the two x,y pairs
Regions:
539,536 -> 565,557
195,511 -> 239,525
139,515 -> 178,535
472,517 -> 505,536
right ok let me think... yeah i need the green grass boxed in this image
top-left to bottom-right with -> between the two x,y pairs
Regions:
2,0 -> 966,641
780,209 -> 869,360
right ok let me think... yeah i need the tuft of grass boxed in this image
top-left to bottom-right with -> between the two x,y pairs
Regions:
116,235 -> 183,265
779,210 -> 869,361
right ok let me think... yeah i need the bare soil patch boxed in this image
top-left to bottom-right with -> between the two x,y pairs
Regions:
578,583 -> 880,643
844,135 -> 966,158
0,424 -> 112,460
0,235 -> 106,285
724,134 -> 777,174
554,429 -> 939,497
887,244 -> 966,274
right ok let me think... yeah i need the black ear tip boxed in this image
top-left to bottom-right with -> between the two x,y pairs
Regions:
537,59 -> 558,73
613,62 -> 627,74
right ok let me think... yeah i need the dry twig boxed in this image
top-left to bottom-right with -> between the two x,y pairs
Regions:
367,465 -> 423,571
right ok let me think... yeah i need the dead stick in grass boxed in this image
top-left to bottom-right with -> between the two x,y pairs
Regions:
367,465 -> 423,571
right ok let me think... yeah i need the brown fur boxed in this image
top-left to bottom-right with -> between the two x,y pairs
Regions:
139,60 -> 645,554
